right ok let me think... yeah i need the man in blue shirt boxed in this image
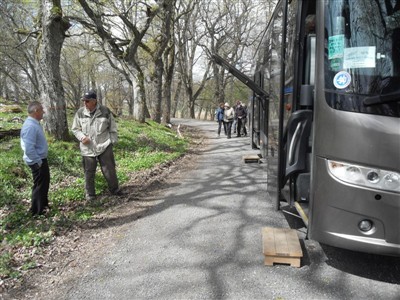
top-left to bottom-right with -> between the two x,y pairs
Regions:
20,101 -> 50,216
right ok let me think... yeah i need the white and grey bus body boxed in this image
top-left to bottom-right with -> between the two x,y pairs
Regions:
310,0 -> 400,256
214,0 -> 400,256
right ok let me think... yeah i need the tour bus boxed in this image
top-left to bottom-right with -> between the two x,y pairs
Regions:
214,0 -> 400,256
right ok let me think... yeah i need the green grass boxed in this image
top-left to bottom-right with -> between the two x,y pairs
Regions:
0,110 -> 190,279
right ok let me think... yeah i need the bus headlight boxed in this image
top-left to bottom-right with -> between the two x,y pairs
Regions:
327,160 -> 400,193
383,173 -> 400,190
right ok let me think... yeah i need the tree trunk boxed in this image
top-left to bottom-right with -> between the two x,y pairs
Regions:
153,57 -> 163,123
36,0 -> 70,140
131,61 -> 146,123
128,84 -> 134,116
152,0 -> 174,124
172,79 -> 182,118
162,40 -> 175,124
188,93 -> 195,118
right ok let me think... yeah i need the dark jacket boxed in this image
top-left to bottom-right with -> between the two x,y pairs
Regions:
216,107 -> 225,121
235,104 -> 247,119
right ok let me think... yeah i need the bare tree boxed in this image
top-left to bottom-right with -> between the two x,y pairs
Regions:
200,0 -> 269,111
175,0 -> 211,119
36,0 -> 71,140
148,0 -> 176,123
0,2 -> 40,102
162,28 -> 176,124
75,0 -> 160,122
1,0 -> 273,125
2,0 -> 75,138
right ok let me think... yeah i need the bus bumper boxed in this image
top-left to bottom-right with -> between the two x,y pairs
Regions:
308,156 -> 400,257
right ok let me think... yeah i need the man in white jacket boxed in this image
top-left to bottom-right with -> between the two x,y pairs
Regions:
71,90 -> 121,201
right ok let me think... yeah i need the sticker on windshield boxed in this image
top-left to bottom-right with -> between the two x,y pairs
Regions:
333,71 -> 351,89
328,35 -> 345,59
343,47 -> 376,68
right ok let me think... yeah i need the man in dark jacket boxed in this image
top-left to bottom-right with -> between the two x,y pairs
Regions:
235,101 -> 247,137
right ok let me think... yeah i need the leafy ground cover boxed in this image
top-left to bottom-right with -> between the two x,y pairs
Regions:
0,105 -> 190,286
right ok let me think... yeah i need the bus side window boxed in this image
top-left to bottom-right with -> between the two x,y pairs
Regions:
304,15 -> 316,86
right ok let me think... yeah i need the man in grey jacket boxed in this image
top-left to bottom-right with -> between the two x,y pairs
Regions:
71,90 -> 121,201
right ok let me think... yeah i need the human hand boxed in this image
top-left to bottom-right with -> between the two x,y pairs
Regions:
81,136 -> 91,145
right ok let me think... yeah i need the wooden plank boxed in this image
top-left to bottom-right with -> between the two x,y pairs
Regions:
294,201 -> 309,227
286,229 -> 303,257
264,256 -> 301,268
274,228 -> 291,256
262,227 -> 276,256
243,155 -> 260,163
262,227 -> 303,267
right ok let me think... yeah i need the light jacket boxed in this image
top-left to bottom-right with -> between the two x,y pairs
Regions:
223,107 -> 235,122
20,116 -> 48,165
71,104 -> 117,157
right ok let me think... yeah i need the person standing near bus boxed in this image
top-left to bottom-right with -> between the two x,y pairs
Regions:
20,101 -> 50,216
235,100 -> 247,137
216,102 -> 226,137
223,102 -> 235,139
71,89 -> 122,201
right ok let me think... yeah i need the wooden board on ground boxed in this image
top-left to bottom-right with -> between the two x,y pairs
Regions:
243,154 -> 260,163
262,227 -> 303,267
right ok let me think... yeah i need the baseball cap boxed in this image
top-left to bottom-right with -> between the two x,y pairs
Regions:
81,90 -> 97,100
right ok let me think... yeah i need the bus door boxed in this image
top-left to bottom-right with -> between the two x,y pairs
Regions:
271,0 -> 316,215
281,8 -> 317,220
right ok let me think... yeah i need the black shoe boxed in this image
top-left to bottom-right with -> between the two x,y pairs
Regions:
111,188 -> 124,196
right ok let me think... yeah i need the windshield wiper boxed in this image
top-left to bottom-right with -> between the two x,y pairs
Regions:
364,92 -> 400,106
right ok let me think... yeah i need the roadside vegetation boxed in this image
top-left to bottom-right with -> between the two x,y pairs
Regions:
0,102 -> 190,281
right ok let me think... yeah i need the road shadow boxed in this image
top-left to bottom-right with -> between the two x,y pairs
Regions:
321,244 -> 400,284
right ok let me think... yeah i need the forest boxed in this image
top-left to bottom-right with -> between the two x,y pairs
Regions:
0,0 -> 276,140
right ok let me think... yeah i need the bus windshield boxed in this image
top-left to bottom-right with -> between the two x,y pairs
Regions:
324,0 -> 400,117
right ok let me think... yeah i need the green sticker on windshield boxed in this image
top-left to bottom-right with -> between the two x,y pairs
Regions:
328,35 -> 344,59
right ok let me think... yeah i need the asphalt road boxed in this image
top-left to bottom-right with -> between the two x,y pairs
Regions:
65,119 -> 400,300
